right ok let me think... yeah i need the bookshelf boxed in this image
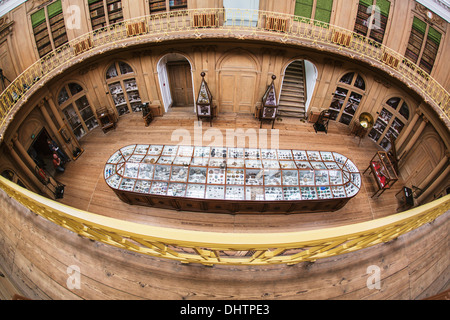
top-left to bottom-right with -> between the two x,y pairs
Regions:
88,0 -> 123,30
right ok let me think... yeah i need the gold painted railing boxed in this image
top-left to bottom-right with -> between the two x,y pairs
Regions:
1,176 -> 449,266
0,8 -> 449,141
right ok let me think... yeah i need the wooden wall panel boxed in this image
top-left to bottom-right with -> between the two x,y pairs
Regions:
218,73 -> 236,112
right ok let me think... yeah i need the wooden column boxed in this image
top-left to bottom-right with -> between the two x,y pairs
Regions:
45,95 -> 82,153
45,95 -> 65,128
6,141 -> 52,197
416,152 -> 450,193
399,116 -> 428,160
395,109 -> 421,152
12,134 -> 39,173
417,164 -> 450,205
38,100 -> 71,158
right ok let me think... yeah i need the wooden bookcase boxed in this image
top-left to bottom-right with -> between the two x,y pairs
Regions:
149,0 -> 187,13
88,0 -> 123,30
31,0 -> 68,58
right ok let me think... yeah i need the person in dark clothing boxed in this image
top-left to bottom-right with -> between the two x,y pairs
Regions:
47,139 -> 70,163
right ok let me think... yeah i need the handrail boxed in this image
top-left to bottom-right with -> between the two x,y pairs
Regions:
1,176 -> 449,266
0,8 -> 449,142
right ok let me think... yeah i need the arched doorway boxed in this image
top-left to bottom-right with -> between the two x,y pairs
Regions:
57,82 -> 98,139
278,59 -> 318,119
157,53 -> 194,112
328,72 -> 366,125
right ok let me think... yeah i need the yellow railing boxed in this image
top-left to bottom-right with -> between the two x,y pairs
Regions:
0,8 -> 449,142
1,176 -> 449,266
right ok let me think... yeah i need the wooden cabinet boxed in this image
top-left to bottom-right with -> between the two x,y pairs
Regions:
196,72 -> 215,126
258,75 -> 278,128
104,145 -> 362,214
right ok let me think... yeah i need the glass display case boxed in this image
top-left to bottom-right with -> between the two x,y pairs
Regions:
364,151 -> 398,197
105,145 -> 362,214
259,75 -> 278,129
196,72 -> 215,126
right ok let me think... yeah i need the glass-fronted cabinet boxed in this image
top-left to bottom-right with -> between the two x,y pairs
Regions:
58,83 -> 98,140
329,72 -> 366,125
106,61 -> 142,116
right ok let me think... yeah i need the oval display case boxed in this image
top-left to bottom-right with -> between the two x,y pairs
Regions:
104,144 -> 362,214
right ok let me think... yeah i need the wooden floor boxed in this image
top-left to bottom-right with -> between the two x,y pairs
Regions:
2,108 -> 449,300
55,108 -> 405,233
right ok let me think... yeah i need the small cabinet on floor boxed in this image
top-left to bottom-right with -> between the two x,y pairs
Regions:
196,72 -> 215,126
97,109 -> 116,133
259,75 -> 278,128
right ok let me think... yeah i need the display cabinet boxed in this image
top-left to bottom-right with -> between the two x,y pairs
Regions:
105,144 -> 362,214
259,75 -> 278,129
364,151 -> 398,197
196,72 -> 215,126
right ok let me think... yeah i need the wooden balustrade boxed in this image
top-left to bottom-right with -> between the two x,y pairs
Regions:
0,176 -> 448,266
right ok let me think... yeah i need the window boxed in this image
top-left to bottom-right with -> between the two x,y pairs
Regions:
354,0 -> 391,43
294,0 -> 333,24
106,62 -> 142,116
223,0 -> 260,26
58,83 -> 98,139
31,0 -> 68,57
404,16 -> 442,74
368,97 -> 410,150
328,72 -> 366,125
149,0 -> 187,14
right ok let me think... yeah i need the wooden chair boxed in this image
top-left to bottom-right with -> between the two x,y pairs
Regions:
142,103 -> 154,127
96,108 -> 116,133
313,109 -> 331,134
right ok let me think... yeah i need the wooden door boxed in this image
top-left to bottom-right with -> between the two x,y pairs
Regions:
218,50 -> 258,113
401,132 -> 443,186
219,72 -> 257,113
167,61 -> 194,107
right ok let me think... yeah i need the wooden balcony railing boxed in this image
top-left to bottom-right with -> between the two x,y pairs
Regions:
1,176 -> 449,266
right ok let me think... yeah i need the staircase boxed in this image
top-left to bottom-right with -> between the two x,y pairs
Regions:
278,60 -> 307,119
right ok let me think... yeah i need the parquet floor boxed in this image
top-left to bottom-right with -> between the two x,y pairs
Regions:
55,108 -> 404,233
